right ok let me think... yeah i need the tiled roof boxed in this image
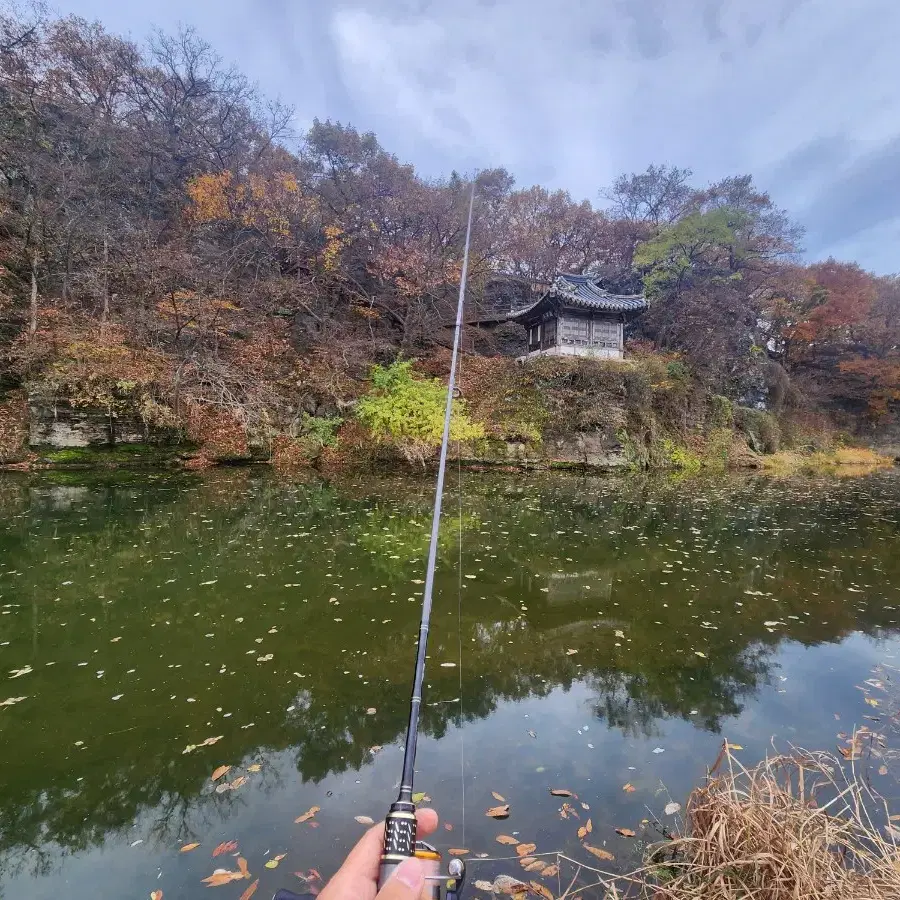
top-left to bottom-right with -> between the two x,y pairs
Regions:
509,274 -> 648,320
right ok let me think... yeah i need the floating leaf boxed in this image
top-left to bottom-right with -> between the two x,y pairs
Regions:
726,743 -> 743,751
496,835 -> 519,845
180,842 -> 200,853
366,708 -> 377,715
412,792 -> 430,803
237,858 -> 250,879
622,783 -> 636,793
150,892 -> 163,900
516,843 -> 536,857
202,869 -> 243,887
577,818 -> 593,839
247,764 -> 262,773
486,804 -> 511,818
295,806 -> 320,824
543,864 -> 559,877
879,765 -> 889,776
354,815 -> 375,826
239,881 -> 259,900
491,791 -> 506,802
583,844 -> 614,861
530,882 -> 554,900
549,789 -> 572,797
615,828 -> 636,837
212,840 -> 238,857
664,802 -> 681,816
694,651 -> 707,658
524,860 -> 546,873
211,766 -> 231,781
448,848 -> 469,856
518,857 -> 537,868
264,854 -> 286,870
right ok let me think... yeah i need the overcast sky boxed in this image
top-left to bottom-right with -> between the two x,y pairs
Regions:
56,0 -> 900,274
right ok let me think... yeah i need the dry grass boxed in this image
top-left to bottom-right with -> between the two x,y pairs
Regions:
761,446 -> 894,476
645,745 -> 900,900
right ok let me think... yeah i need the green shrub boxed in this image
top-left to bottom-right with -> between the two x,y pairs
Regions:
356,360 -> 484,465
709,395 -> 734,428
734,406 -> 781,454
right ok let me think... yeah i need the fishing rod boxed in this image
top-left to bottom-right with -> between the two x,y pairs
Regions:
377,181 -> 476,900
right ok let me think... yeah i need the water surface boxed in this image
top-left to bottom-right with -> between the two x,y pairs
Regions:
1,469 -> 899,898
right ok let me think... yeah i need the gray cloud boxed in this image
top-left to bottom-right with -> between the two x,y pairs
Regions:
57,0 -> 900,273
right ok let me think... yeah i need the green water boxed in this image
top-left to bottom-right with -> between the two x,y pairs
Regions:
1,469 -> 899,898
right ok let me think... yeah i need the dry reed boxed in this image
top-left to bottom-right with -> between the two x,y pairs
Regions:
644,744 -> 900,900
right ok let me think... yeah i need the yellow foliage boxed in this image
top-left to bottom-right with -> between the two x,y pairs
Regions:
322,225 -> 347,272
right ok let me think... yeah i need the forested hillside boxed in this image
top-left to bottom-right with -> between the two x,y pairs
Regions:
1,8 -> 898,468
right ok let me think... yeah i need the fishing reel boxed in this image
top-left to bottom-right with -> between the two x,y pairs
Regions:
409,840 -> 466,900
379,801 -> 466,898
272,840 -> 464,900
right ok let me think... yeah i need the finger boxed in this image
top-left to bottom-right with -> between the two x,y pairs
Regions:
319,809 -> 440,900
375,857 -> 426,900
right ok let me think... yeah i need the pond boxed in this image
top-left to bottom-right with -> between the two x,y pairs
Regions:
0,468 -> 899,899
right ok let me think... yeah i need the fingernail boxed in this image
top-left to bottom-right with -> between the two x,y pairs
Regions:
391,857 -> 424,891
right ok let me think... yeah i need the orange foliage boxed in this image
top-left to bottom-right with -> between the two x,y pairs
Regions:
186,170 -> 313,239
789,260 -> 876,344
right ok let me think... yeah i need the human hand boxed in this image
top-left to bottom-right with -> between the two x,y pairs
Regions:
317,808 -> 439,900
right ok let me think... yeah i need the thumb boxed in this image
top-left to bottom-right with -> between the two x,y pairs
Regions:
375,856 -> 426,900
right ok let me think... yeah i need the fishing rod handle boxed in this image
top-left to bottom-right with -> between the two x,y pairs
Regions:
378,800 -> 418,889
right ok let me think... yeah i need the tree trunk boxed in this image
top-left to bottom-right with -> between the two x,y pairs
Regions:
28,254 -> 38,338
101,231 -> 110,327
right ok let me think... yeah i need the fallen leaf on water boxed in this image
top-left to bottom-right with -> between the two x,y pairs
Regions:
211,766 -> 231,781
230,776 -> 249,790
354,816 -> 375,826
448,849 -> 469,856
486,804 -> 511,819
530,882 -> 553,899
491,791 -> 506,802
180,842 -> 200,853
694,651 -> 707,659
412,792 -> 430,804
516,843 -> 536,857
566,649 -> 577,656
265,854 -> 287,870
496,835 -> 519,845
583,844 -> 614,861
474,880 -> 494,892
366,708 -> 377,715
150,892 -> 163,900
879,765 -> 889,776
615,828 -> 636,838
247,764 -> 262,773
295,806 -> 321,824
239,880 -> 258,900
622,783 -> 636,793
527,729 -> 537,739
212,841 -> 238,857
577,819 -> 593,839
865,698 -> 880,707
183,735 -> 224,755
237,858 -> 250,879
726,743 -> 743,751
664,802 -> 681,816
543,864 -> 559,877
549,789 -> 572,797
524,860 -> 545,873
215,783 -> 232,794
202,869 -> 244,887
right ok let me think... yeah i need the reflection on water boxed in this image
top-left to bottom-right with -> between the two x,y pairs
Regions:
0,469 -> 899,898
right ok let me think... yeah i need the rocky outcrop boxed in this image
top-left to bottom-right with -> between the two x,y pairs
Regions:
28,396 -> 178,449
